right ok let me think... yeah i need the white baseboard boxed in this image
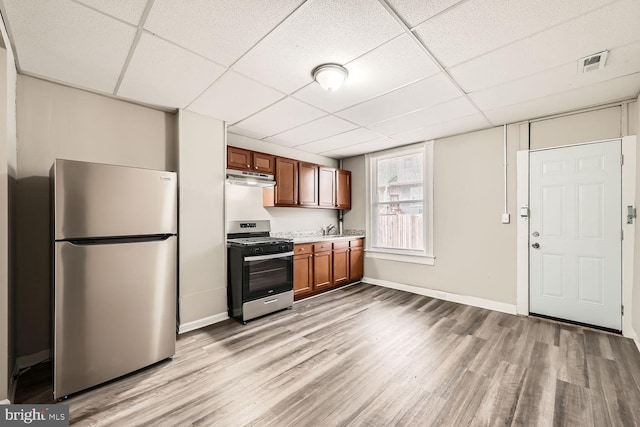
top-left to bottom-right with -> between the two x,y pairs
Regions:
178,312 -> 229,334
625,326 -> 640,353
16,349 -> 50,370
0,399 -> 10,405
362,277 -> 517,315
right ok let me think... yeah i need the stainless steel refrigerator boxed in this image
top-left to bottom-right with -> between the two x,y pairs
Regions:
52,159 -> 177,399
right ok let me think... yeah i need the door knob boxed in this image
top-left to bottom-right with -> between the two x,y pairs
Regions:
531,242 -> 540,249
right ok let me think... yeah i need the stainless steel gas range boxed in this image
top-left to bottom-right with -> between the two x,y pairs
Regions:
227,220 -> 294,323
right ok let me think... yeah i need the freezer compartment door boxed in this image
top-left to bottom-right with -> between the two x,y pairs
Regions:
54,237 -> 176,398
54,159 -> 177,240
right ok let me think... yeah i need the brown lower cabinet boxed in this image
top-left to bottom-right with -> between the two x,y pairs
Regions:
293,243 -> 313,297
313,242 -> 333,290
293,237 -> 364,301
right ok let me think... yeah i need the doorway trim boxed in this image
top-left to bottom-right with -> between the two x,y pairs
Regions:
516,136 -> 636,338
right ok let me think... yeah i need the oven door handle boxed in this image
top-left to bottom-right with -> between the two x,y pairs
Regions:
244,251 -> 294,262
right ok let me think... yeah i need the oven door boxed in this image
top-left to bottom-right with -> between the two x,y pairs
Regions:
243,251 -> 294,301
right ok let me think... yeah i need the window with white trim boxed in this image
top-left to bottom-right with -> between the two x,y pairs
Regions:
365,141 -> 434,265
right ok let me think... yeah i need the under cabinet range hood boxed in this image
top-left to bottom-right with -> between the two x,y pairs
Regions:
226,169 -> 275,187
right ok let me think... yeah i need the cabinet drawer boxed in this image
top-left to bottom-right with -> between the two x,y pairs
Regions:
313,242 -> 332,253
295,243 -> 313,254
333,240 -> 349,250
349,238 -> 363,248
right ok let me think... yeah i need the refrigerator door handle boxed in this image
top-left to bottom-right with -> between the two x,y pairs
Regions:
64,234 -> 175,246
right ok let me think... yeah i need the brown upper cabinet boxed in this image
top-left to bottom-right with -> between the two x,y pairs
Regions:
318,167 -> 336,208
336,169 -> 351,210
298,163 -> 319,206
273,157 -> 298,206
227,146 -> 275,174
228,145 -> 350,210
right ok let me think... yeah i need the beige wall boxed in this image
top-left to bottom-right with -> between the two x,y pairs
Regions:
347,100 -> 637,309
530,106 -> 622,149
0,49 -> 7,403
176,110 -> 226,328
15,76 -> 176,358
226,133 -> 339,234
351,126 -> 518,304
342,155 -> 365,232
0,14 -> 17,401
634,93 -> 640,336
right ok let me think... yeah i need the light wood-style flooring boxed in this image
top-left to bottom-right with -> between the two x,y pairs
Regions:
16,283 -> 640,426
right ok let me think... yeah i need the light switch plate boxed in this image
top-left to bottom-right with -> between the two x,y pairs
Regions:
501,213 -> 510,224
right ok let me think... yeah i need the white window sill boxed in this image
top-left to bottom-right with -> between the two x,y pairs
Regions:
365,250 -> 435,265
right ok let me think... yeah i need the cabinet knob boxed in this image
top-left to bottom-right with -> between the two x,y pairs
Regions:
255,166 -> 258,169
246,164 -> 250,168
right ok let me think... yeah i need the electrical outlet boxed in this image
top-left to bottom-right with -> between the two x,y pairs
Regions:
501,213 -> 510,224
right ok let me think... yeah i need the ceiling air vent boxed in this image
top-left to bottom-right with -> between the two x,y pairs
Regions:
578,50 -> 608,73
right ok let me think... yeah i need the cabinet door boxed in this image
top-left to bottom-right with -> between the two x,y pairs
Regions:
299,162 -> 319,206
274,157 -> 299,206
294,254 -> 313,297
349,247 -> 363,281
319,167 -> 335,208
333,248 -> 349,286
253,152 -> 275,174
336,169 -> 351,209
227,146 -> 252,171
314,251 -> 333,289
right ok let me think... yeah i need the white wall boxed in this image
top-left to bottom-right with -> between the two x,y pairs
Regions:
177,110 -> 226,331
15,76 -> 175,358
226,133 -> 339,233
346,100 -> 636,309
226,185 -> 338,234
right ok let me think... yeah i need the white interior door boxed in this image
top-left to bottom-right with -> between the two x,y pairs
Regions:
529,140 -> 621,331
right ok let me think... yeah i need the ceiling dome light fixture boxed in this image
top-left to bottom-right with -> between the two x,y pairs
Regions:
313,64 -> 348,92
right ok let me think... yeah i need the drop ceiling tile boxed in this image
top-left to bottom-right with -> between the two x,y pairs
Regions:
368,97 -> 479,136
118,33 -> 225,108
469,42 -> 640,111
388,114 -> 490,144
227,126 -> 269,140
233,0 -> 404,93
145,0 -> 304,66
386,0 -> 465,28
3,0 -> 136,93
336,73 -> 462,126
266,115 -> 358,147
419,114 -> 492,141
233,97 -> 326,137
293,34 -> 440,113
449,0 -> 640,92
187,71 -> 285,124
74,0 -> 148,25
414,0 -> 616,67
484,72 -> 640,124
322,137 -> 404,158
295,128 -> 383,153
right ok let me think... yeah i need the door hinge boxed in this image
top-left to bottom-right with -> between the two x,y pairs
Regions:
622,305 -> 624,315
621,154 -> 624,166
621,230 -> 624,240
